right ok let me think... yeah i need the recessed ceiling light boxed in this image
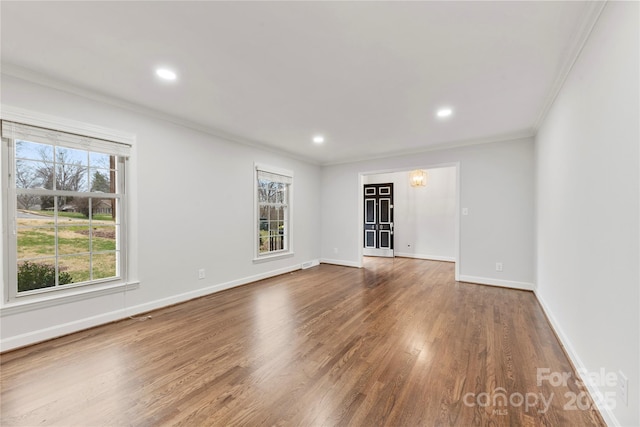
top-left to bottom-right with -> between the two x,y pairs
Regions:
156,68 -> 177,81
436,107 -> 453,118
313,135 -> 325,144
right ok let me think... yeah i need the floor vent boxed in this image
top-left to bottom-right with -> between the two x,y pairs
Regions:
301,260 -> 319,269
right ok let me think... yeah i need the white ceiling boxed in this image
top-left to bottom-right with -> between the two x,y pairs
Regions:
1,1 -> 601,165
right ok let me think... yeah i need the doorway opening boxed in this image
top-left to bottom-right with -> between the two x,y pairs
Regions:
360,164 -> 460,279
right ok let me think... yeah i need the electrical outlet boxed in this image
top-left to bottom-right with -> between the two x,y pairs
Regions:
333,247 -> 338,254
198,269 -> 205,280
619,371 -> 628,405
495,262 -> 503,272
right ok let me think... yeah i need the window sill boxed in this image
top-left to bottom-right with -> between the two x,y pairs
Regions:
253,251 -> 294,264
0,281 -> 140,317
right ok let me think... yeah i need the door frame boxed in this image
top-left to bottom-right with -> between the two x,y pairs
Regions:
357,162 -> 460,281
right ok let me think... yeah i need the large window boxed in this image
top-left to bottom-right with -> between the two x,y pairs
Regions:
2,121 -> 131,300
255,165 -> 292,258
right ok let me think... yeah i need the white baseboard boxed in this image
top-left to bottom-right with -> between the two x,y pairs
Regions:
394,252 -> 456,262
534,290 -> 619,427
0,306 -> 134,352
121,263 -> 305,317
457,274 -> 534,291
320,258 -> 362,268
0,263 -> 306,352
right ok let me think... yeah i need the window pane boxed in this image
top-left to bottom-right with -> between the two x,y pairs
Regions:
16,160 -> 54,190
259,235 -> 269,253
258,180 -> 269,202
58,226 -> 90,255
259,206 -> 269,221
37,195 -> 56,212
93,252 -> 117,280
267,182 -> 278,203
55,162 -> 88,192
16,140 -> 53,162
56,213 -> 91,225
269,221 -> 279,235
108,198 -> 119,224
17,260 -> 57,292
58,255 -> 90,284
56,196 -> 91,224
16,196 -> 55,225
89,169 -> 114,193
269,206 -> 279,221
17,227 -> 56,259
89,152 -> 111,169
92,226 -> 117,251
56,146 -> 88,166
16,193 -> 45,214
91,197 -> 115,220
271,237 -> 283,251
93,198 -> 118,223
55,147 -> 88,192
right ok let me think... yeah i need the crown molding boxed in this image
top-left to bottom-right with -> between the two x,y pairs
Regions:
320,130 -> 536,167
1,64 -> 321,166
532,0 -> 608,131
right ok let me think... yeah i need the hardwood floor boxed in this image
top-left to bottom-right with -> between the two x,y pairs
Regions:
1,258 -> 604,426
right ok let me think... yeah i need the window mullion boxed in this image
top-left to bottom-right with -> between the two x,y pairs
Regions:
5,139 -> 17,301
89,197 -> 93,282
53,145 -> 57,191
16,188 -> 118,199
54,194 -> 60,287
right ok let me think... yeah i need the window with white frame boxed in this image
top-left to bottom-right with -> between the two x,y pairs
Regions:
255,165 -> 292,258
2,121 -> 131,300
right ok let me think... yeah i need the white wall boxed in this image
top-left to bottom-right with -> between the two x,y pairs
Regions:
321,138 -> 535,289
363,167 -> 456,261
0,75 -> 321,350
535,2 -> 639,426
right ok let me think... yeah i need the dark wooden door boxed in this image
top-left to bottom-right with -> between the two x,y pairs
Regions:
363,183 -> 394,257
